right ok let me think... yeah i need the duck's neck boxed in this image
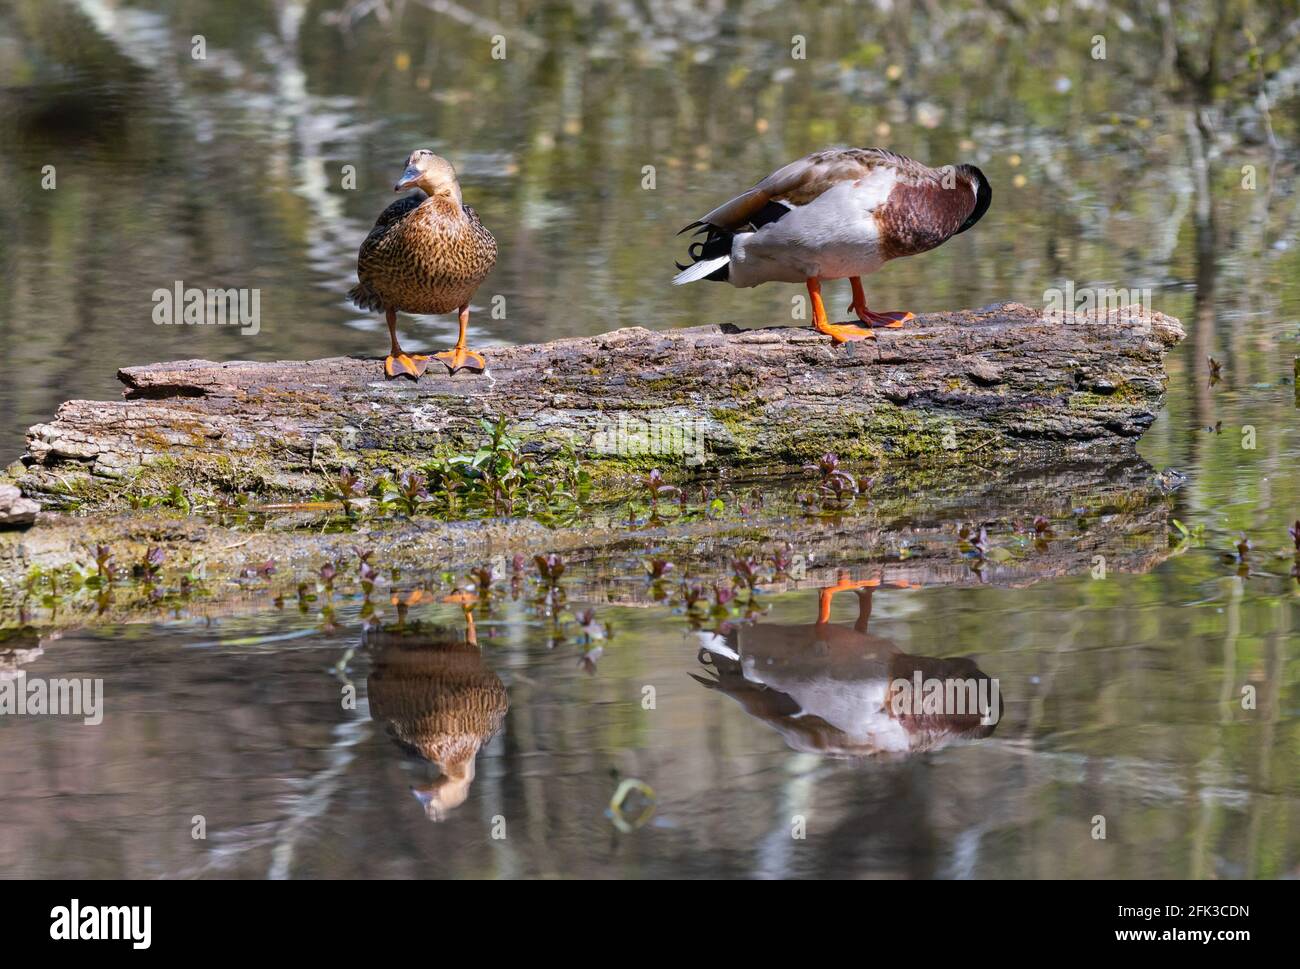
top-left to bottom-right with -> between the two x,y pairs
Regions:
421,184 -> 463,209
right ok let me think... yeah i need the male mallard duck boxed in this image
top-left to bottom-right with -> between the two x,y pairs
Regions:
674,147 -> 990,342
349,150 -> 497,378
693,578 -> 1000,756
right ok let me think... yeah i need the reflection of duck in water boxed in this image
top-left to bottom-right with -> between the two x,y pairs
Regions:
693,576 -> 999,757
366,606 -> 507,821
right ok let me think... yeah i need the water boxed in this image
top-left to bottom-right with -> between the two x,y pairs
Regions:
3,549 -> 1296,880
1,0 -> 1299,879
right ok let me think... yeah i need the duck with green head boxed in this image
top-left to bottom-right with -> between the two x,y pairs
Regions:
349,150 -> 498,378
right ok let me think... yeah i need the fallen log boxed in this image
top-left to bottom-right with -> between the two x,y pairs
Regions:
13,302 -> 1184,510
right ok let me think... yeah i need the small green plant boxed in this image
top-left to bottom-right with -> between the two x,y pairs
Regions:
414,418 -> 589,523
638,469 -> 679,519
381,470 -> 430,516
324,468 -> 367,517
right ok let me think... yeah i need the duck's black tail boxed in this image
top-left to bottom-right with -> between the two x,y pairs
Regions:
673,198 -> 795,284
673,223 -> 732,284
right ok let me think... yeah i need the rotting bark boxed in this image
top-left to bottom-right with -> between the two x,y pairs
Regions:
0,485 -> 39,528
1,458 -> 1173,631
12,302 -> 1185,510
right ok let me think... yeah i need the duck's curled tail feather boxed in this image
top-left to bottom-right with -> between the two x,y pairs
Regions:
672,224 -> 733,284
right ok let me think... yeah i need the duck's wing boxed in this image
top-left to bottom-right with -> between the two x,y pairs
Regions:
680,148 -> 926,234
349,195 -> 428,311
461,203 -> 499,269
363,193 -> 425,239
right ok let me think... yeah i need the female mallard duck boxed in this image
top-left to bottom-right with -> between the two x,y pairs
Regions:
349,150 -> 497,378
674,147 -> 990,342
366,621 -> 509,822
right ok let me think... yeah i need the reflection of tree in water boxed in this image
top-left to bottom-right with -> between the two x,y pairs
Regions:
366,623 -> 508,821
694,580 -> 999,758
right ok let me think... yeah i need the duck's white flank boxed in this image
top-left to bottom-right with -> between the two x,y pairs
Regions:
678,167 -> 900,289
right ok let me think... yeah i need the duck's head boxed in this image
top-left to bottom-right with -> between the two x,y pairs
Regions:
954,164 -> 992,233
410,758 -> 475,822
394,149 -> 461,201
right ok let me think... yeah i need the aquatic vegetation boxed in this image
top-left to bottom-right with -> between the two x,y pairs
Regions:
14,543 -> 212,618
797,452 -> 873,512
1169,518 -> 1206,553
643,558 -> 673,580
355,548 -> 379,598
469,565 -> 495,597
770,545 -> 795,577
324,468 -> 367,518
381,470 -> 430,517
126,484 -> 192,511
682,582 -> 707,613
136,547 -> 165,583
534,553 -> 565,585
637,469 -> 679,517
1236,534 -> 1252,560
731,556 -> 762,591
93,545 -> 116,582
417,418 -> 590,523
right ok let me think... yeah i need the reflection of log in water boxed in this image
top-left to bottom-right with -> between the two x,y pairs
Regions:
366,623 -> 508,821
0,456 -> 1175,631
694,584 -> 998,758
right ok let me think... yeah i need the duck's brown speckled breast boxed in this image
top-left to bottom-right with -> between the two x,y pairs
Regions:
356,194 -> 497,315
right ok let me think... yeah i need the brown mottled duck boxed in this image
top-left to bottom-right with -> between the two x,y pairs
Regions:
366,609 -> 508,822
349,150 -> 498,378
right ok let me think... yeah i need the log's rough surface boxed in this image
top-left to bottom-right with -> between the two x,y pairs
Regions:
14,302 -> 1184,508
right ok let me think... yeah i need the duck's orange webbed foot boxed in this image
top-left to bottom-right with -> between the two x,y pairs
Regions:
807,277 -> 875,343
385,352 -> 430,379
435,303 -> 487,374
434,346 -> 487,374
818,320 -> 877,342
848,277 -> 915,328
